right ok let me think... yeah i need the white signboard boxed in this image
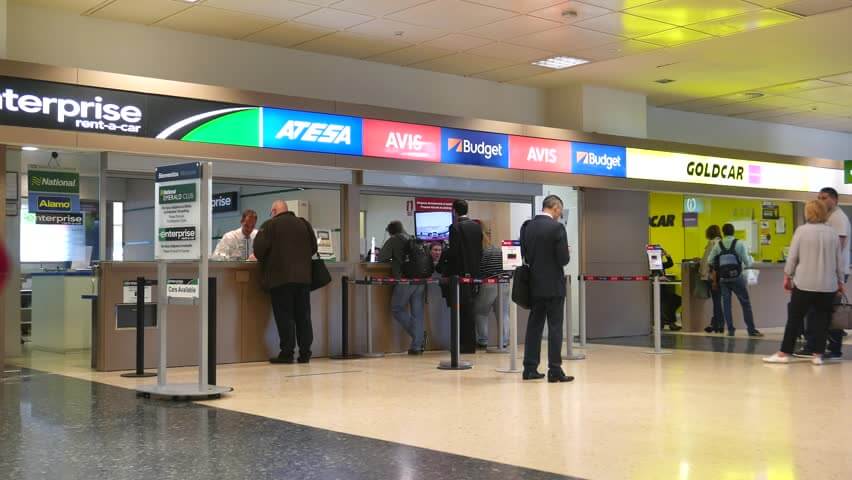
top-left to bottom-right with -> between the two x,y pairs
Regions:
646,246 -> 664,271
501,240 -> 522,271
155,163 -> 202,260
122,281 -> 152,303
315,228 -> 335,261
167,279 -> 199,299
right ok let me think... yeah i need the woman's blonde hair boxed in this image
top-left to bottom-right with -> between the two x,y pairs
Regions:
804,200 -> 829,224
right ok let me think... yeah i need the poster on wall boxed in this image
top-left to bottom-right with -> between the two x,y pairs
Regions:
154,163 -> 201,260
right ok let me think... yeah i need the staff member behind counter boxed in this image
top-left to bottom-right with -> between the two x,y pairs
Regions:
212,209 -> 258,260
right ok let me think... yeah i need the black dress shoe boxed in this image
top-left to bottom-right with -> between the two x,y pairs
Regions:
407,349 -> 423,356
548,369 -> 574,383
297,355 -> 311,364
522,370 -> 545,380
704,325 -> 715,333
270,355 -> 295,364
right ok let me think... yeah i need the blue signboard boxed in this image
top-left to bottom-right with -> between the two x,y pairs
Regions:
155,162 -> 201,182
570,142 -> 627,178
28,194 -> 80,213
440,128 -> 509,169
262,108 -> 363,155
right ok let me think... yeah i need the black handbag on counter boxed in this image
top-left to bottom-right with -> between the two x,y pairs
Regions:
310,253 -> 332,291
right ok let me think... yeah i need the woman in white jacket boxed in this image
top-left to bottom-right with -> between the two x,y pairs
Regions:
764,200 -> 845,365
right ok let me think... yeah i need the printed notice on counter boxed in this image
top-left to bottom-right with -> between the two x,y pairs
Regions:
154,163 -> 201,260
501,240 -> 522,271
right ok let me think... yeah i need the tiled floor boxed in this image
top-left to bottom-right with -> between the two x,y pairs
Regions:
9,338 -> 852,479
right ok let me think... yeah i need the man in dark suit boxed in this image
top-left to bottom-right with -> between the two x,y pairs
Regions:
253,200 -> 318,364
521,195 -> 573,383
445,199 -> 483,353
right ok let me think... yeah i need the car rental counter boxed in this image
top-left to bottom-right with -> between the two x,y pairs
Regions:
94,261 -> 350,372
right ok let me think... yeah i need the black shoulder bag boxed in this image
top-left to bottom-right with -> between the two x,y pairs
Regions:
511,220 -> 532,309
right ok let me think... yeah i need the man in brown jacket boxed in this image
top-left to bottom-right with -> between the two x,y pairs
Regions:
253,200 -> 317,364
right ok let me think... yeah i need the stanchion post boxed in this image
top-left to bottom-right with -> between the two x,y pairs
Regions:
331,276 -> 361,360
487,280 -> 508,354
646,276 -> 672,356
157,261 -> 167,386
362,278 -> 384,358
564,276 -> 585,360
497,276 -> 522,373
208,277 -> 217,386
579,275 -> 587,347
438,275 -> 472,370
122,277 -> 156,378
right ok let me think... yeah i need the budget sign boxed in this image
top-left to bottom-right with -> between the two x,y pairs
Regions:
441,128 -> 508,169
571,142 -> 627,178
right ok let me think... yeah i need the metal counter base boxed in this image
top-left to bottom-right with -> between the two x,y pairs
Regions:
136,383 -> 233,400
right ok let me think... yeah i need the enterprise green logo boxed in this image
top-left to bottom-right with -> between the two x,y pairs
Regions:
159,183 -> 196,204
158,227 -> 196,242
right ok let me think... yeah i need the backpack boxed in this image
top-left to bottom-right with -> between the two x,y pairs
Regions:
714,239 -> 742,280
402,237 -> 434,279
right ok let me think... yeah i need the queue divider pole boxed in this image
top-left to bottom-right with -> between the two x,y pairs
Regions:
121,277 -> 156,378
646,276 -> 672,356
487,280 -> 508,354
362,278 -> 384,358
579,275 -> 587,347
564,275 -> 585,361
438,275 -> 472,370
496,275 -> 522,373
208,276 -> 217,386
331,276 -> 361,360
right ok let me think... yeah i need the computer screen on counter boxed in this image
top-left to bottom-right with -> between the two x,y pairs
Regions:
414,211 -> 452,242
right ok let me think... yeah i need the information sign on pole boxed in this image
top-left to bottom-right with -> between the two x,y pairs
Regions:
155,163 -> 201,260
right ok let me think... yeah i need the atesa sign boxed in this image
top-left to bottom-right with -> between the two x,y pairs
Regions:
212,191 -> 238,214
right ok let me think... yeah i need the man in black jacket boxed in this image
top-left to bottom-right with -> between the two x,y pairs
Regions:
445,199 -> 483,353
521,195 -> 573,383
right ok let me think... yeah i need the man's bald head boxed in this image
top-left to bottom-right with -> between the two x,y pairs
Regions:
270,200 -> 288,217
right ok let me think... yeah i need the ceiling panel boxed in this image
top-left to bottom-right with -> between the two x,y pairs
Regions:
464,0 -> 568,13
578,0 -> 662,10
760,79 -> 838,94
424,34 -> 494,51
203,0 -> 319,20
472,64 -> 552,81
805,102 -> 852,115
573,39 -> 662,60
736,95 -> 813,108
636,27 -> 713,46
528,1 -> 612,24
467,15 -> 563,40
626,0 -> 761,26
734,106 -> 811,120
787,85 -> 852,105
347,19 -> 445,43
467,42 -> 554,62
387,0 -> 517,30
90,0 -> 189,24
367,44 -> 455,65
575,12 -> 676,37
688,9 -> 798,36
290,0 -> 340,5
15,0 -> 106,13
155,5 -> 281,39
294,7 -> 373,29
822,72 -> 852,84
243,22 -> 333,47
331,0 -> 433,16
699,101 -> 777,116
297,32 -> 411,58
776,0 -> 852,16
510,25 -> 624,52
409,52 -> 516,76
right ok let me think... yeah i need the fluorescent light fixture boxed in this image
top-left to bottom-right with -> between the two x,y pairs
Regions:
22,146 -> 39,151
532,56 -> 589,70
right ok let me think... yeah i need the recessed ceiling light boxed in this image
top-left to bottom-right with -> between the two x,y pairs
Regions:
743,92 -> 764,99
532,56 -> 589,70
655,78 -> 675,84
181,0 -> 201,4
22,146 -> 39,151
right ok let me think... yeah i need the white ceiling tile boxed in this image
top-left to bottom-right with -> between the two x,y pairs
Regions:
804,102 -> 852,115
699,102 -> 777,116
510,25 -> 623,53
155,5 -> 281,39
688,9 -> 798,36
575,12 -> 676,37
740,95 -> 812,108
297,32 -> 412,58
90,0 -> 189,24
577,0 -> 661,9
761,79 -> 838,95
472,64 -> 553,81
636,27 -> 713,46
244,22 -> 333,47
204,0 -> 319,20
822,72 -> 852,85
387,0 -> 516,30
367,44 -> 455,65
777,0 -> 852,16
347,19 -> 445,43
409,52 -> 516,75
289,0 -> 340,5
294,7 -> 373,30
528,1 -> 612,23
746,0 -> 795,6
467,15 -> 563,40
17,0 -> 105,13
734,106 -> 810,120
331,0 -> 433,16
424,33 -> 494,50
467,42 -> 554,61
464,0 -> 568,13
573,39 -> 662,60
626,0 -> 761,26
789,85 -> 852,105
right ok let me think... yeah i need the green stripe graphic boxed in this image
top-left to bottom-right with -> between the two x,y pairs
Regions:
181,108 -> 261,148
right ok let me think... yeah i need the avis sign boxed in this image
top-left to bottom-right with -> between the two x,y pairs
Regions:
155,163 -> 202,260
508,136 -> 571,173
363,119 -> 441,162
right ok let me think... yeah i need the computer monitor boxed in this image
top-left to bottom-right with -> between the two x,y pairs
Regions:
414,211 -> 452,242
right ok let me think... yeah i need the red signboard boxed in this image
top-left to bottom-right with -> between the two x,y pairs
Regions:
508,136 -> 571,173
415,197 -> 454,212
363,119 -> 441,162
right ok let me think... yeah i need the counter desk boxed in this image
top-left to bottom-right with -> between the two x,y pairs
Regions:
30,270 -> 97,353
94,261 -> 353,372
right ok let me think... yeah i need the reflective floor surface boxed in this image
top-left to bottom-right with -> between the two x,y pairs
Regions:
7,337 -> 852,479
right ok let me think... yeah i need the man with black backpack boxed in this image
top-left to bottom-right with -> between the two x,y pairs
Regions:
378,220 -> 432,354
709,223 -> 763,337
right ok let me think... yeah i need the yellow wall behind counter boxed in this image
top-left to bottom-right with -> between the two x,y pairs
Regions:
648,193 -> 795,279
